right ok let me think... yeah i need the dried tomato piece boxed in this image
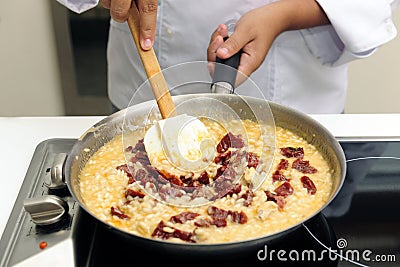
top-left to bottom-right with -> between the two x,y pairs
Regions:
132,138 -> 145,153
216,132 -> 245,153
151,221 -> 195,243
207,206 -> 229,220
128,176 -> 135,184
116,164 -> 135,182
212,179 -> 241,200
277,159 -> 289,171
301,176 -> 317,195
265,191 -> 286,210
131,152 -> 151,169
173,229 -> 195,243
194,219 -> 211,227
216,165 -> 236,181
215,165 -> 226,179
170,212 -> 200,224
272,159 -> 290,182
194,207 -> 249,228
197,171 -> 210,185
158,186 -> 184,201
180,177 -> 198,188
226,184 -> 242,197
125,189 -> 145,199
272,170 -> 289,182
240,189 -> 254,207
274,182 -> 294,197
230,211 -> 248,224
194,218 -> 227,228
247,152 -> 260,168
139,164 -> 173,188
207,206 -> 248,225
292,158 -> 317,174
110,206 -> 129,219
134,169 -> 146,181
214,150 -> 231,165
167,175 -> 183,186
151,221 -> 169,239
180,173 -> 193,184
280,147 -> 304,158
211,218 -> 227,227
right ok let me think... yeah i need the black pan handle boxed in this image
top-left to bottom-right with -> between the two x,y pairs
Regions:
211,37 -> 241,94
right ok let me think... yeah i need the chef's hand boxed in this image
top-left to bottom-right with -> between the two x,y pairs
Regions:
100,0 -> 158,50
207,0 -> 329,84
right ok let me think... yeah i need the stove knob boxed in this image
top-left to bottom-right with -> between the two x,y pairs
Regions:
23,195 -> 69,226
44,153 -> 67,190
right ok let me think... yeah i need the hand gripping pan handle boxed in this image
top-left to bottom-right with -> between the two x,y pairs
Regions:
211,37 -> 241,94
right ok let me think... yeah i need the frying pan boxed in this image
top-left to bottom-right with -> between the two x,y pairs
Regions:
64,92 -> 346,258
64,3 -> 345,258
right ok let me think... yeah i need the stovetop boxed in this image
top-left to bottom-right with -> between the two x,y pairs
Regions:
1,138 -> 399,267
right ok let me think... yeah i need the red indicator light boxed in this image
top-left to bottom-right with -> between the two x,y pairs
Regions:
39,241 -> 48,250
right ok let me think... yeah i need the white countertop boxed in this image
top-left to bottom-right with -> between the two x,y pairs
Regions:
1,114 -> 400,238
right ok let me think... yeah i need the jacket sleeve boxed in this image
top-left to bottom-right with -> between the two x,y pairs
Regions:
301,0 -> 399,66
55,0 -> 99,13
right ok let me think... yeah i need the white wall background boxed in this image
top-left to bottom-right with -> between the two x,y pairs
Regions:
0,2 -> 399,116
345,7 -> 400,114
0,1 -> 64,116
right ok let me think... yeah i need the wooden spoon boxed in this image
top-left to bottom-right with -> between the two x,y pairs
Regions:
127,3 -> 177,119
126,3 -> 215,173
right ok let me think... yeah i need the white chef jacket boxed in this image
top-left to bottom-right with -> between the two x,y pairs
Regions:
58,0 -> 399,114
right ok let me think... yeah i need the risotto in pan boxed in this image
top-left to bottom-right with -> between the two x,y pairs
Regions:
79,119 -> 333,244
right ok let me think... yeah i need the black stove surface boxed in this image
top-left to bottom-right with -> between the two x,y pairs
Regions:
1,138 -> 399,267
325,141 -> 400,267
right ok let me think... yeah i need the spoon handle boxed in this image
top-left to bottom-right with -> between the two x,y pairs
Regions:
127,3 -> 177,119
